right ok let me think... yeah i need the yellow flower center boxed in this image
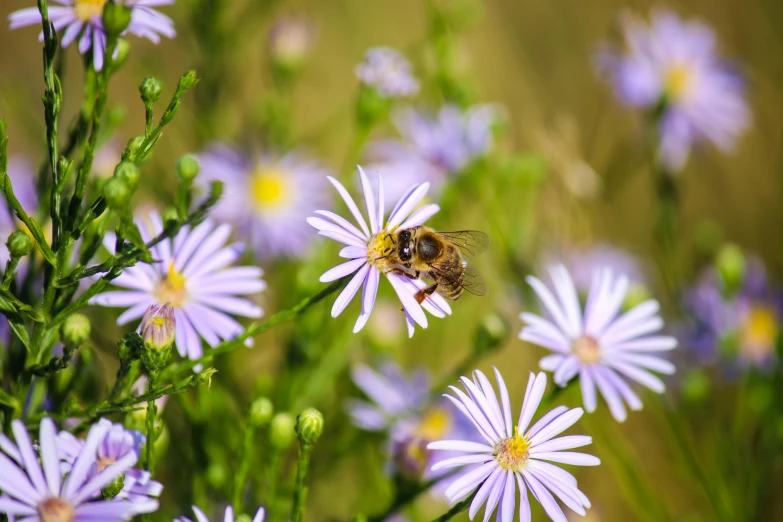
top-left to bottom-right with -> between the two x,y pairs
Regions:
97,456 -> 116,473
74,0 -> 107,21
367,229 -> 396,271
415,406 -> 453,441
155,261 -> 188,307
495,427 -> 531,471
740,304 -> 779,362
573,335 -> 601,365
38,497 -> 75,522
664,64 -> 694,102
250,169 -> 288,211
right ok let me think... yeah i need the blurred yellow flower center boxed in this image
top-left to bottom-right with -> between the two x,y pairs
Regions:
74,0 -> 107,21
368,229 -> 396,271
156,261 -> 188,307
38,497 -> 75,522
664,64 -> 693,101
573,335 -> 601,364
250,169 -> 288,210
740,304 -> 779,362
97,456 -> 116,473
415,406 -> 453,441
495,427 -> 531,471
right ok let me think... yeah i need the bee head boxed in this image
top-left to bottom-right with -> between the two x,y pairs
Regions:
397,229 -> 412,262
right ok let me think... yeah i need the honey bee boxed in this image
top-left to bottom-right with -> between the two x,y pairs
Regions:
375,227 -> 489,303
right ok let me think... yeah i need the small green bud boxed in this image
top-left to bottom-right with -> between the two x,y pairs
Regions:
681,370 -> 710,403
269,413 -> 296,450
473,313 -> 509,355
177,70 -> 199,92
207,462 -> 227,487
102,1 -> 132,37
101,474 -> 125,500
7,230 -> 32,257
716,243 -> 745,295
236,516 -> 252,522
125,136 -> 145,157
140,77 -> 163,104
117,331 -> 143,363
113,161 -> 140,189
295,407 -> 324,445
60,313 -> 91,347
176,155 -> 200,182
112,38 -> 131,68
103,177 -> 131,210
162,207 -> 178,226
249,397 -> 274,427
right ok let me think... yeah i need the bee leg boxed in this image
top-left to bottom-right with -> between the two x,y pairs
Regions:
414,283 -> 438,304
387,268 -> 420,280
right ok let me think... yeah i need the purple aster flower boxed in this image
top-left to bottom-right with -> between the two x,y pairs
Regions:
0,417 -> 159,521
307,166 -> 451,335
9,0 -> 175,71
428,370 -> 599,522
598,9 -> 750,172
56,419 -> 163,504
89,211 -> 265,362
355,47 -> 419,98
346,362 -> 479,488
175,505 -> 265,522
365,104 -> 501,206
195,145 -> 333,259
680,257 -> 781,369
521,265 -> 678,422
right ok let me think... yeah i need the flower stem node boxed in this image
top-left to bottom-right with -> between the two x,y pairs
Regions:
295,407 -> 324,445
103,177 -> 131,210
102,1 -> 132,37
7,230 -> 32,257
139,77 -> 163,104
113,161 -> 140,189
270,412 -> 296,450
249,397 -> 274,428
176,154 -> 200,182
60,313 -> 91,347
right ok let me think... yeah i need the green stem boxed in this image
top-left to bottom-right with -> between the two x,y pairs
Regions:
233,415 -> 258,513
144,372 -> 158,471
368,471 -> 459,522
291,443 -> 313,522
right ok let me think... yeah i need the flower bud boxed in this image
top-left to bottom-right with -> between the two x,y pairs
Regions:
177,70 -> 199,92
117,331 -> 143,363
102,1 -> 132,37
295,407 -> 324,445
7,230 -> 32,257
472,312 -> 509,356
269,413 -> 296,450
103,177 -> 131,210
139,77 -> 163,104
176,154 -> 200,182
112,38 -> 131,68
249,397 -> 274,428
113,161 -> 140,189
716,243 -> 745,295
269,16 -> 314,72
125,136 -> 145,158
101,474 -> 125,500
140,303 -> 176,352
162,207 -> 178,226
60,313 -> 91,347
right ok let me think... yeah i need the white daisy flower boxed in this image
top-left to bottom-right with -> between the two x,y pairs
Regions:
428,370 -> 599,522
307,166 -> 451,335
520,265 -> 678,422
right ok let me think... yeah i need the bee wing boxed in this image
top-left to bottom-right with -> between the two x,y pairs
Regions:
428,259 -> 489,297
435,231 -> 490,256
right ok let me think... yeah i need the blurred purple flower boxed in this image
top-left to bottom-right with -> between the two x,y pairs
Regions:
364,104 -> 501,206
541,244 -> 648,294
307,166 -> 451,335
57,419 -> 163,503
680,257 -> 781,369
598,9 -> 750,172
90,211 -> 265,362
355,47 -> 419,98
346,361 -> 479,491
9,0 -> 176,71
269,15 -> 314,70
0,417 -> 158,520
196,145 -> 333,259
